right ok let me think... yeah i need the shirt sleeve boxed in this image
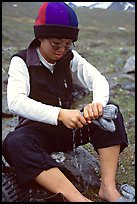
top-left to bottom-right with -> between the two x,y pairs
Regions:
71,50 -> 109,107
7,56 -> 61,125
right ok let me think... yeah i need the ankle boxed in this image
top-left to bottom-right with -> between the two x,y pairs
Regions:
62,189 -> 92,202
101,178 -> 118,189
99,183 -> 121,202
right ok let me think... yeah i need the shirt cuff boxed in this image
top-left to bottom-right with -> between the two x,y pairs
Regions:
49,107 -> 61,125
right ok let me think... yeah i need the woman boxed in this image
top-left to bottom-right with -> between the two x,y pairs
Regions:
3,2 -> 129,202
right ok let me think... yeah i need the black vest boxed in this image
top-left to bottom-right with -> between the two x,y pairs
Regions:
12,39 -> 74,128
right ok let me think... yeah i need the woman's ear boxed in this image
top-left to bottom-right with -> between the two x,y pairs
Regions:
38,38 -> 42,42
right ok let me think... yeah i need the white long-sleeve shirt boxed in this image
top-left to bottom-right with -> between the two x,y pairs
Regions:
7,49 -> 109,125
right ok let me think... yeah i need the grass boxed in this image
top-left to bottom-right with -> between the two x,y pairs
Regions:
2,3 -> 135,202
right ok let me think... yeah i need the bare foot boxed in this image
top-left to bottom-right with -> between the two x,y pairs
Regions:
99,184 -> 122,202
64,191 -> 93,202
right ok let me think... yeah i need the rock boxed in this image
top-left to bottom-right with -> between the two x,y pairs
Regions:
120,184 -> 135,202
126,117 -> 135,129
2,116 -> 18,142
51,146 -> 100,192
107,77 -> 119,89
121,82 -> 135,92
2,93 -> 11,116
119,47 -> 128,55
3,78 -> 8,85
2,145 -> 100,202
123,55 -> 135,74
2,112 -> 13,118
2,115 -> 101,200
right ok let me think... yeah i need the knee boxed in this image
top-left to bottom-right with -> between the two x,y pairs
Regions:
2,132 -> 20,161
3,132 -> 17,148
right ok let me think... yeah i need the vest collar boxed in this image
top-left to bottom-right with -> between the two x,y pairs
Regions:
26,39 -> 41,66
26,38 -> 74,67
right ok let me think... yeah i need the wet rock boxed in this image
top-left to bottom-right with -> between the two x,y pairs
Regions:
60,146 -> 100,191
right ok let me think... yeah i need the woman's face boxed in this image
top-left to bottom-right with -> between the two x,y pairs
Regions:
39,38 -> 73,63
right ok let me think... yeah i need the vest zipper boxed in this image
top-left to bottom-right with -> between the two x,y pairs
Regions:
58,97 -> 62,106
64,79 -> 68,88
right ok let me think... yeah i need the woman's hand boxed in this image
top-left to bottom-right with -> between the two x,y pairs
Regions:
83,103 -> 103,124
58,109 -> 87,129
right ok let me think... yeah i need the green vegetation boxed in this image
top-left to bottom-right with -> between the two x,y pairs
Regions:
2,3 -> 135,201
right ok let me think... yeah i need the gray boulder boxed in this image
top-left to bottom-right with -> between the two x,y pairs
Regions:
51,146 -> 100,192
123,55 -> 135,74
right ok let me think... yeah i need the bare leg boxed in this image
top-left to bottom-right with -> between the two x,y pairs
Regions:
35,167 -> 92,202
98,145 -> 122,202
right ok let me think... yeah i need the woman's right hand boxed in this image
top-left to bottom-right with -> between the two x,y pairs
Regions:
58,109 -> 87,129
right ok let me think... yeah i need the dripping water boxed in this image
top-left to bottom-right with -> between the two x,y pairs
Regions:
72,124 -> 92,191
72,128 -> 79,170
